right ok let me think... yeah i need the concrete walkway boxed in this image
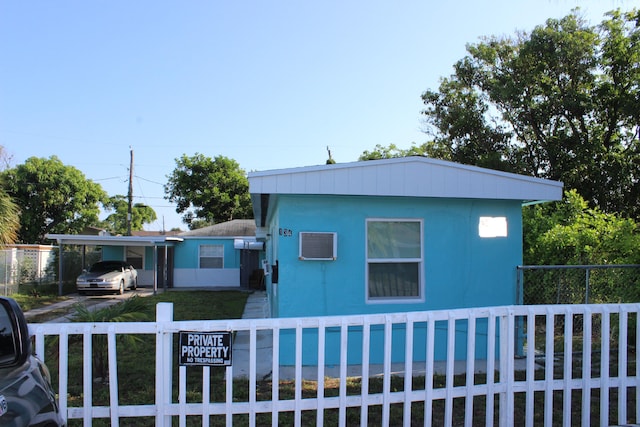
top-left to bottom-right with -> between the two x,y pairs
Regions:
231,290 -> 273,379
23,287 -> 157,323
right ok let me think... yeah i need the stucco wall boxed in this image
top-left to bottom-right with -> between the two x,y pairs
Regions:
173,238 -> 241,269
268,194 -> 522,318
265,194 -> 523,364
172,238 -> 242,287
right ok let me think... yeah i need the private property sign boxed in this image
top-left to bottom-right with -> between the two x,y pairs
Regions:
179,331 -> 232,366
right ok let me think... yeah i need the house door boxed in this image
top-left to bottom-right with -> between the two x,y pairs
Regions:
240,250 -> 261,289
156,247 -> 174,288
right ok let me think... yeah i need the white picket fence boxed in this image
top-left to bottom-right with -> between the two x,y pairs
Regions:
30,303 -> 640,426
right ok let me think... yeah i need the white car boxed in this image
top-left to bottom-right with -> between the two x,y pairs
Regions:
76,260 -> 138,295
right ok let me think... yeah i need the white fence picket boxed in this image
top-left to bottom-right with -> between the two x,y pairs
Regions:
28,303 -> 640,426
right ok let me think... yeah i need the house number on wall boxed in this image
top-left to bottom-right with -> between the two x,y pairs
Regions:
279,228 -> 293,237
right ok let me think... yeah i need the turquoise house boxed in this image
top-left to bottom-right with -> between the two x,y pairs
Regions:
248,157 -> 563,364
47,219 -> 263,291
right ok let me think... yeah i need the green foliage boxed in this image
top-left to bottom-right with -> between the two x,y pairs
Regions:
524,190 -> 640,266
101,195 -> 158,235
71,295 -> 153,379
10,291 -> 69,312
421,9 -> 640,218
44,291 -> 248,397
150,290 -> 249,320
0,188 -> 20,246
164,153 -> 253,228
71,294 -> 153,323
1,156 -> 107,243
359,143 -> 430,160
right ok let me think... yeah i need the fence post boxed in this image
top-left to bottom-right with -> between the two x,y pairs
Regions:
155,303 -> 174,427
58,246 -> 64,296
498,310 -> 515,427
585,268 -> 590,304
515,267 -> 524,357
515,267 -> 523,305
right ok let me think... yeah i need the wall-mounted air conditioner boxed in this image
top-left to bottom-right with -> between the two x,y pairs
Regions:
299,232 -> 337,261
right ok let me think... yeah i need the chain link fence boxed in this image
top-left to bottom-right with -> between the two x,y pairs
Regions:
518,264 -> 640,305
0,247 -> 101,296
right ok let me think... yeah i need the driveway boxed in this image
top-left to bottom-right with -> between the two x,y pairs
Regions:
24,287 -> 158,323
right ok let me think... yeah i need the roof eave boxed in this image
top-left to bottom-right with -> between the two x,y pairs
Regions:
45,234 -> 184,246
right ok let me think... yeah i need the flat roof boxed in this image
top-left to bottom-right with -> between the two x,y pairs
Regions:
45,234 -> 184,247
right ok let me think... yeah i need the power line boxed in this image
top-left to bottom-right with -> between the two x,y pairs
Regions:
134,175 -> 166,186
93,176 -> 126,182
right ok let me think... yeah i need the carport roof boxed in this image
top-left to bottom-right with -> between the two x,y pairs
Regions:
45,234 -> 184,247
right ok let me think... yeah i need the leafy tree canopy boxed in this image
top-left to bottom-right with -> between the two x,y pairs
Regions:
1,156 -> 107,243
0,146 -> 20,246
164,153 -> 252,228
0,189 -> 20,246
421,9 -> 640,218
523,190 -> 640,266
359,143 -> 429,161
101,195 -> 158,235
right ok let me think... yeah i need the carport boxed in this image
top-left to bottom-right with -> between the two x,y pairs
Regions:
45,234 -> 184,296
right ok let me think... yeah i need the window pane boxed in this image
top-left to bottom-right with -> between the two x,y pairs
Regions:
368,262 -> 420,298
200,245 -> 223,257
200,245 -> 223,269
200,258 -> 223,269
368,221 -> 421,258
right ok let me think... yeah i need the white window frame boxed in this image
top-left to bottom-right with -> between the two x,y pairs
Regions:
199,244 -> 224,269
365,218 -> 424,303
298,232 -> 337,261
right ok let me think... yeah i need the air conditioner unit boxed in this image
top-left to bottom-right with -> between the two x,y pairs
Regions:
299,232 -> 337,261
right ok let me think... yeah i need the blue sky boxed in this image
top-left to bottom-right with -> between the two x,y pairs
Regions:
0,0 -> 632,232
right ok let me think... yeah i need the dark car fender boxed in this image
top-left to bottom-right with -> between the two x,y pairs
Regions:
0,297 -> 65,426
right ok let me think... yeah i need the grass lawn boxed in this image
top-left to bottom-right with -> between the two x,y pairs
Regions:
9,283 -> 75,311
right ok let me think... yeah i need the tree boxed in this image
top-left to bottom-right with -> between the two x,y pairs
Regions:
101,195 -> 158,235
164,154 -> 252,228
421,9 -> 640,218
523,190 -> 640,302
0,189 -> 20,246
71,295 -> 152,380
523,190 -> 640,266
0,146 -> 21,246
0,145 -> 14,171
359,143 -> 430,161
1,156 -> 107,243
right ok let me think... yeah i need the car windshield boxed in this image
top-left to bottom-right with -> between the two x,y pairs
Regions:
88,262 -> 123,273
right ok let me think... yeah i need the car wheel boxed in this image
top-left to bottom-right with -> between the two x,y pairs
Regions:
118,280 -> 124,295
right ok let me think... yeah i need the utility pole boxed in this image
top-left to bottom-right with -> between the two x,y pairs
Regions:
127,147 -> 134,236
